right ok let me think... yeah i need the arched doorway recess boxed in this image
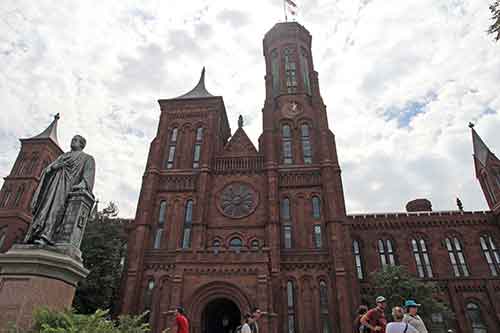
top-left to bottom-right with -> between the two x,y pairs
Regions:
201,298 -> 241,333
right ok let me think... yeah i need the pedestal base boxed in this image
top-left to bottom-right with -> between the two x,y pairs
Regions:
0,246 -> 89,331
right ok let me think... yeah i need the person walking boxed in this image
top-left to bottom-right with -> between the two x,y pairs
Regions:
386,307 -> 418,333
361,296 -> 388,332
402,300 -> 428,333
354,305 -> 369,333
241,313 -> 254,333
249,307 -> 262,333
173,307 -> 189,333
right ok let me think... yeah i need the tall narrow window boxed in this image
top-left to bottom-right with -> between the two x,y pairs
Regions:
13,185 -> 25,208
480,235 -> 500,276
192,127 -> 203,168
319,280 -> 331,333
284,48 -> 297,93
378,239 -> 396,268
0,187 -> 12,208
300,48 -> 312,95
16,155 -> 26,175
181,200 -> 193,248
411,237 -> 433,278
282,125 -> 293,164
165,128 -> 178,169
271,49 -> 280,97
353,240 -> 364,279
0,230 -> 6,250
28,153 -> 39,173
281,198 -> 292,249
312,195 -> 321,219
466,302 -> 488,333
445,237 -> 469,277
301,124 -> 313,164
144,279 -> 155,323
314,225 -> 322,249
153,201 -> 167,249
286,281 -> 296,333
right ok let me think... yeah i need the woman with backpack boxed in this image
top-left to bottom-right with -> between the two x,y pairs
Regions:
386,307 -> 418,333
238,313 -> 254,333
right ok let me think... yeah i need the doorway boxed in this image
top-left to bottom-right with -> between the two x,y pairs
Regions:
201,298 -> 241,333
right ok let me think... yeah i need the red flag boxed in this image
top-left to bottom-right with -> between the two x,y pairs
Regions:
286,0 -> 297,7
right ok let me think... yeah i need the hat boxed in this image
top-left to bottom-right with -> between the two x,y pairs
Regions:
404,300 -> 421,308
376,296 -> 386,303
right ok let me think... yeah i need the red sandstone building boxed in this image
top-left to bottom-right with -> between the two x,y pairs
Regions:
1,22 -> 500,333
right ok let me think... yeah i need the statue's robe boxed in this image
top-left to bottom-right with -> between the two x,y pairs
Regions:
24,150 -> 95,244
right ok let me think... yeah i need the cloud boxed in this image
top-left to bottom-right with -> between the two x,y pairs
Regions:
0,0 -> 499,218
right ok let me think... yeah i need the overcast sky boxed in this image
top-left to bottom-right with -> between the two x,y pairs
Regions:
1,0 -> 499,218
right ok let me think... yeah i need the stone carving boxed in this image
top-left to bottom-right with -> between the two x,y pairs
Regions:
219,182 -> 258,218
24,135 -> 95,246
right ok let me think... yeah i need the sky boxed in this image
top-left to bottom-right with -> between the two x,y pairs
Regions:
1,0 -> 499,218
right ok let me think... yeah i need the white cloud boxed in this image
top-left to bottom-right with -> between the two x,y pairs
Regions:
0,0 -> 499,217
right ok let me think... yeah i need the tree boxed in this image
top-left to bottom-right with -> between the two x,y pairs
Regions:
490,1 -> 500,41
362,266 -> 454,325
73,202 -> 129,315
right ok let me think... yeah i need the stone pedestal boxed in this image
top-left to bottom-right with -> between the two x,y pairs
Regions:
0,246 -> 89,331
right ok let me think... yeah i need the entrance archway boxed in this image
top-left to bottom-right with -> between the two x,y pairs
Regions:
201,298 -> 241,333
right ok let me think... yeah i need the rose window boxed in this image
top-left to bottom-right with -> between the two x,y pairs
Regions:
219,183 -> 258,218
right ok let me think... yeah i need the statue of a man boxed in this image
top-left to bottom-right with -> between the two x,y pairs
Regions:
24,135 -> 95,245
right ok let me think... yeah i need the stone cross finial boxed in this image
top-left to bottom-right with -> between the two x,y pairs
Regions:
54,113 -> 60,120
468,122 -> 475,129
238,115 -> 244,128
456,197 -> 464,212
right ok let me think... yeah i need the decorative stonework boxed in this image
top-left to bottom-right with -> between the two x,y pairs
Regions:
217,182 -> 258,219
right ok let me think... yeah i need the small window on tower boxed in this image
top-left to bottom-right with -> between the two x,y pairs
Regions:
282,125 -> 293,164
271,49 -> 280,97
300,48 -> 312,95
284,48 -> 297,94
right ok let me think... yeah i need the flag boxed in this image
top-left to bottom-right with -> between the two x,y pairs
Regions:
285,0 -> 298,18
286,0 -> 297,7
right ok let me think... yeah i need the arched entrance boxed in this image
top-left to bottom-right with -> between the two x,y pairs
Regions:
201,298 -> 241,333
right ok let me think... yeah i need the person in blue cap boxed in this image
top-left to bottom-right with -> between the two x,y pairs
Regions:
403,300 -> 428,333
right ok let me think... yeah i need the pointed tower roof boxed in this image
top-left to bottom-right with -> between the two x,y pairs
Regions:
470,122 -> 492,167
175,67 -> 214,100
25,113 -> 61,147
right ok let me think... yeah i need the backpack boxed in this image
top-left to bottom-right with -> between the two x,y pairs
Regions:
403,323 -> 409,333
235,325 -> 243,333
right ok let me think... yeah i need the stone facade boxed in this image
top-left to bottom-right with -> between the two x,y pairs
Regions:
1,22 -> 499,333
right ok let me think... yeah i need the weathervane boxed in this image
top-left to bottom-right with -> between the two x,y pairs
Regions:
284,0 -> 297,22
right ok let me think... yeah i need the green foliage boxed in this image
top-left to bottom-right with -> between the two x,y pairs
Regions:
362,266 -> 454,322
490,1 -> 500,41
27,308 -> 149,333
73,202 -> 128,314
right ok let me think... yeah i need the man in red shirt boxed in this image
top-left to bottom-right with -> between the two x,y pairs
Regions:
360,296 -> 387,332
174,307 -> 189,333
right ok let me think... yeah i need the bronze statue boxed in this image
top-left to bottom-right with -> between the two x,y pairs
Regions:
24,135 -> 95,245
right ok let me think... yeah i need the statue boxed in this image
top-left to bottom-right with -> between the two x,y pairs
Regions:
24,135 -> 95,245
238,115 -> 244,128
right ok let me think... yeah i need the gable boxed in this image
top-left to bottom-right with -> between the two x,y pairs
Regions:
222,128 -> 258,156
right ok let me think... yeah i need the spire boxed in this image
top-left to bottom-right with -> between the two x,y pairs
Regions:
470,123 -> 491,167
175,67 -> 214,99
26,113 -> 60,147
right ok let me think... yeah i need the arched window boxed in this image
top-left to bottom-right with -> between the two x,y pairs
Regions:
251,239 -> 260,249
378,239 -> 396,268
319,280 -> 331,333
312,195 -> 321,219
480,235 -> 500,276
300,48 -> 312,95
281,198 -> 292,249
271,49 -> 280,96
0,187 -> 12,208
411,237 -> 433,278
153,201 -> 167,249
181,200 -> 193,248
143,279 -> 155,323
353,240 -> 364,279
314,225 -> 322,249
282,125 -> 293,164
445,236 -> 469,277
284,48 -> 297,93
13,185 -> 25,208
301,124 -> 312,164
229,237 -> 243,249
192,127 -> 203,168
286,281 -> 296,333
466,302 -> 488,333
212,239 -> 221,248
165,128 -> 178,169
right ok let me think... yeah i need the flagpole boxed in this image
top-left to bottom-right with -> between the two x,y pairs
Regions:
283,0 -> 288,22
